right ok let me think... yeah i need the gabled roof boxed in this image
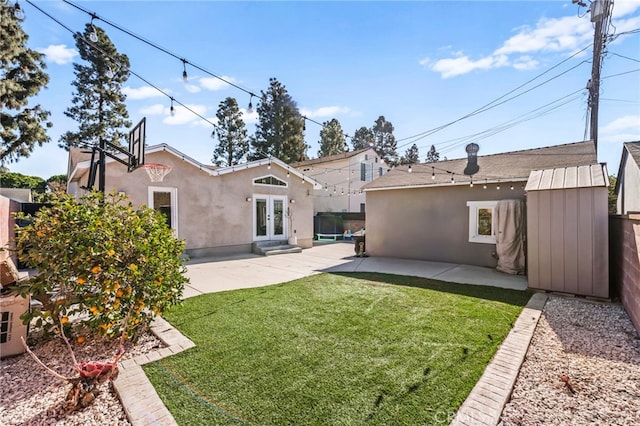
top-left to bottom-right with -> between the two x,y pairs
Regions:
291,147 -> 377,168
525,164 -> 608,191
68,143 -> 322,189
614,141 -> 640,195
364,140 -> 597,191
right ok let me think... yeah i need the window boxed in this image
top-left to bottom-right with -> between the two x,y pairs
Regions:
360,163 -> 372,182
466,201 -> 497,244
149,187 -> 178,235
378,167 -> 384,177
253,175 -> 287,187
360,203 -> 366,213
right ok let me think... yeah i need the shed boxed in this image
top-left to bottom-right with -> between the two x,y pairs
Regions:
525,164 -> 609,298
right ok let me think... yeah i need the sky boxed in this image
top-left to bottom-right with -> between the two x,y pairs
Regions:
5,0 -> 640,180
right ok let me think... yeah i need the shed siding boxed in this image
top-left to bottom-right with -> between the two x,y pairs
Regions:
527,186 -> 609,298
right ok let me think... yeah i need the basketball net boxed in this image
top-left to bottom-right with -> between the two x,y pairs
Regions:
142,163 -> 172,182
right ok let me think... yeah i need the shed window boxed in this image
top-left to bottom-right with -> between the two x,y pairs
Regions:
360,163 -> 372,182
466,201 -> 497,244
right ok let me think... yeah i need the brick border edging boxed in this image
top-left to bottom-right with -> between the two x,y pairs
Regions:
113,317 -> 195,426
451,292 -> 548,426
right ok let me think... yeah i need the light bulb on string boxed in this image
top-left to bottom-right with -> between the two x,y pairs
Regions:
451,173 -> 455,184
267,159 -> 271,170
286,168 -> 290,178
182,59 -> 188,82
497,182 -> 501,190
510,184 -> 514,190
89,16 -> 99,43
431,167 -> 435,180
14,1 -> 24,19
408,165 -> 412,173
247,94 -> 254,114
483,179 -> 487,189
170,97 -> 176,116
470,179 -> 474,188
105,66 -> 115,79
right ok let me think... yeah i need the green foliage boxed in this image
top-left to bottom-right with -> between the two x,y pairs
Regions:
608,175 -> 618,214
59,24 -> 131,150
0,3 -> 52,164
400,143 -> 420,165
0,171 -> 46,192
249,78 -> 307,163
317,118 -> 346,157
212,97 -> 249,166
425,144 -> 440,163
351,126 -> 374,150
15,192 -> 188,340
372,116 -> 398,166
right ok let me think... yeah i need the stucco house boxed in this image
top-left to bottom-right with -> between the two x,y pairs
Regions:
615,141 -> 640,215
291,146 -> 386,214
67,144 -> 321,258
362,140 -> 598,269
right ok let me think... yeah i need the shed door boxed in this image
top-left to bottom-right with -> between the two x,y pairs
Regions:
253,195 -> 286,241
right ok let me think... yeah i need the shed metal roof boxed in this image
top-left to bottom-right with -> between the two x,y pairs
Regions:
525,163 -> 608,191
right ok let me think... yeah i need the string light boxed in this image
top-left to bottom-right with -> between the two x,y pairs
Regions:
14,1 -> 25,19
286,168 -> 290,178
170,97 -> 176,116
510,184 -> 514,190
247,94 -> 254,114
497,182 -> 501,190
483,179 -> 487,189
182,59 -> 188,82
431,167 -> 435,180
470,179 -> 474,188
408,165 -> 412,173
267,159 -> 271,170
451,173 -> 455,184
89,16 -> 99,42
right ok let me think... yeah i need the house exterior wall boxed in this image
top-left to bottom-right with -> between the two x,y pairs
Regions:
0,195 -> 20,265
365,183 -> 526,267
617,155 -> 640,214
609,214 -> 640,334
296,149 -> 384,214
70,151 -> 315,258
527,187 -> 609,298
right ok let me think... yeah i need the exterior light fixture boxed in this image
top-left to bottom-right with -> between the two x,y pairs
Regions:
289,199 -> 295,204
464,143 -> 480,176
245,197 -> 252,202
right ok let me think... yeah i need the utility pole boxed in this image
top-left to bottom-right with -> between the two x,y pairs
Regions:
584,0 -> 612,154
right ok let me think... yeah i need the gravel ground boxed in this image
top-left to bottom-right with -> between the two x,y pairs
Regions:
3,296 -> 639,425
0,328 -> 163,426
501,296 -> 640,426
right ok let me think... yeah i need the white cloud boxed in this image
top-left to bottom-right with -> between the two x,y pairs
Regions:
36,44 -> 76,65
299,106 -> 352,118
601,115 -> 640,135
200,76 -> 237,91
613,0 -> 640,18
164,104 -> 208,126
426,10 -> 603,78
430,54 -> 501,79
185,84 -> 201,94
123,86 -> 166,100
513,56 -> 540,71
241,108 -> 259,124
140,104 -> 165,115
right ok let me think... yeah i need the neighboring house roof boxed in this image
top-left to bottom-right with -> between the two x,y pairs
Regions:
68,143 -> 322,189
525,164 -> 608,191
614,141 -> 640,195
363,140 -> 597,191
291,147 -> 377,168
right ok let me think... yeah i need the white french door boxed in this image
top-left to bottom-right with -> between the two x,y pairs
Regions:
253,195 -> 287,241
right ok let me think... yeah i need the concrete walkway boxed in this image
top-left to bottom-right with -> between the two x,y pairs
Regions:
118,242 -> 536,425
183,241 -> 527,298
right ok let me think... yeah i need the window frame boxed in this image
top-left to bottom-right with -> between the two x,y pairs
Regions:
253,174 -> 288,188
466,200 -> 497,244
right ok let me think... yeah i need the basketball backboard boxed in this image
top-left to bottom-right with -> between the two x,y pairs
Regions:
128,117 -> 146,171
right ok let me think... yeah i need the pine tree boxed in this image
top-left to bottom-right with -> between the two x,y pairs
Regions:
59,24 -> 131,150
425,145 -> 440,163
372,116 -> 398,165
400,144 -> 420,165
317,118 -> 346,157
249,78 -> 307,163
351,126 -> 374,150
0,3 -> 52,164
212,97 -> 249,166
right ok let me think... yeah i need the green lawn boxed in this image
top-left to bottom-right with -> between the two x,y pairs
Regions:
144,273 -> 530,425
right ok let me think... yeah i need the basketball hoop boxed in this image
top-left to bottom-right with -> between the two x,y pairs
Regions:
141,163 -> 172,182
